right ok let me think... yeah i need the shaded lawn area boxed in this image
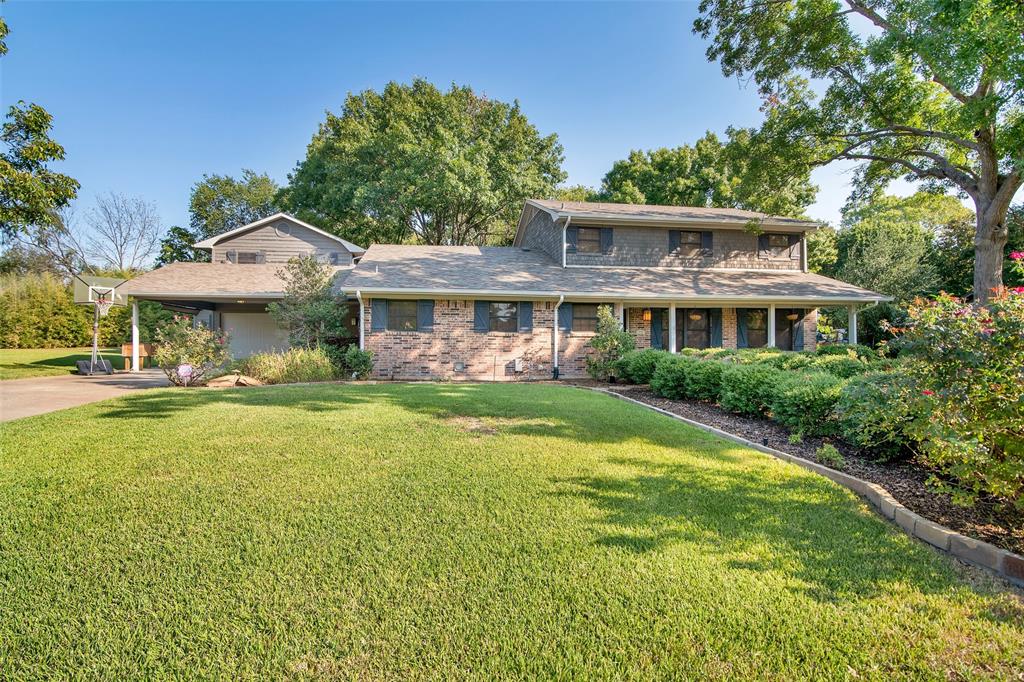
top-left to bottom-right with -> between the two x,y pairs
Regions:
0,384 -> 1021,679
0,347 -> 119,380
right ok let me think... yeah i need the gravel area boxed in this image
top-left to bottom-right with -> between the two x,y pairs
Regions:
601,384 -> 1024,555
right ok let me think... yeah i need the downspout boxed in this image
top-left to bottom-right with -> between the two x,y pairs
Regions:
552,294 -> 565,379
355,290 -> 365,351
561,217 -> 571,268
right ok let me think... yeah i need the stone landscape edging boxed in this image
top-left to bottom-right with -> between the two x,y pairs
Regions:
589,387 -> 1024,589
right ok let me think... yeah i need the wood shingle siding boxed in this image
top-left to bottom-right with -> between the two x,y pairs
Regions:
211,219 -> 355,265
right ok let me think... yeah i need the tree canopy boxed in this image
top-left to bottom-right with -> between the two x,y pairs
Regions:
598,129 -> 817,217
281,79 -> 565,246
189,169 -> 279,240
695,0 -> 1024,300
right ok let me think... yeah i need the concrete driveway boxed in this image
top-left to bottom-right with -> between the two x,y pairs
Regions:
0,370 -> 170,422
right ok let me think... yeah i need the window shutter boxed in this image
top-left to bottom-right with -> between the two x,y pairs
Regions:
710,309 -> 723,347
651,309 -> 663,349
600,228 -> 613,254
757,234 -> 769,258
417,299 -> 434,332
329,252 -> 339,265
737,310 -> 749,348
566,227 -> 578,254
474,301 -> 489,332
370,299 -> 387,331
701,231 -> 713,256
669,230 -> 680,253
518,301 -> 533,332
226,249 -> 237,264
257,251 -> 266,264
557,303 -> 573,331
793,309 -> 805,350
788,234 -> 801,260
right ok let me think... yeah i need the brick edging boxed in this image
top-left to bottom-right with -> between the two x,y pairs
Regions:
589,387 -> 1024,588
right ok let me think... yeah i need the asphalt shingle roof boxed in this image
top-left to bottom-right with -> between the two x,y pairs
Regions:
120,262 -> 352,299
528,199 -> 817,228
339,245 -> 886,303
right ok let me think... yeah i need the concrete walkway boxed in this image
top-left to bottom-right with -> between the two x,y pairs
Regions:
0,370 -> 169,422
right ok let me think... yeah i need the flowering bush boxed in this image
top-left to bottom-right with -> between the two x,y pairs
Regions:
897,276 -> 1024,508
153,316 -> 231,386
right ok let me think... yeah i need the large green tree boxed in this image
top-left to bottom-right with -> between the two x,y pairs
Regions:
281,79 -> 565,246
695,0 -> 1024,301
189,169 -> 279,239
598,129 -> 817,216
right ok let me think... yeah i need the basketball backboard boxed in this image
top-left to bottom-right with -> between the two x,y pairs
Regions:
73,275 -> 129,306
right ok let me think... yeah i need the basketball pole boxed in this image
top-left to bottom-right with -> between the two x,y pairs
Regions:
90,301 -> 100,374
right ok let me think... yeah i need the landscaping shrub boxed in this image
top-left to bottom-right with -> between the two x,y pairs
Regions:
615,348 -> 669,384
153,316 -> 231,386
649,356 -> 694,400
684,359 -> 725,401
586,305 -> 635,380
0,273 -> 90,348
718,364 -> 783,416
769,371 -> 846,436
807,354 -> 874,378
898,288 -> 1024,508
235,346 -> 338,385
815,443 -> 845,469
816,343 -> 876,360
342,344 -> 374,379
769,352 -> 815,371
835,370 -> 924,461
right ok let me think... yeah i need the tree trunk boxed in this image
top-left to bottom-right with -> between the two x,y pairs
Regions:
973,198 -> 1008,303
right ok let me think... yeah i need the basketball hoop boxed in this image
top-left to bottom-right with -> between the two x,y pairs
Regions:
95,292 -> 114,317
71,276 -> 128,375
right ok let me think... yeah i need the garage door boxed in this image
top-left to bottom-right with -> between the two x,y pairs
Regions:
221,313 -> 290,358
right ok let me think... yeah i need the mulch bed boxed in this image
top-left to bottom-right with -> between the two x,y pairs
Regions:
598,384 -> 1024,555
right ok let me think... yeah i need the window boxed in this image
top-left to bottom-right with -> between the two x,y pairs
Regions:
488,302 -> 518,333
768,234 -> 789,248
234,251 -> 261,264
576,227 -> 602,254
684,309 -> 711,349
387,300 -> 418,331
572,303 -> 601,332
675,230 -> 702,257
745,309 -> 768,348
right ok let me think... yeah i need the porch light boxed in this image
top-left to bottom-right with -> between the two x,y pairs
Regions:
237,300 -> 246,304
688,311 -> 702,321
642,309 -> 652,322
786,312 -> 799,321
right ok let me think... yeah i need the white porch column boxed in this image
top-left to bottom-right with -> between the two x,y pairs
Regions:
131,300 -> 140,372
767,303 -> 776,348
613,302 -> 624,329
848,305 -> 858,345
668,303 -> 677,354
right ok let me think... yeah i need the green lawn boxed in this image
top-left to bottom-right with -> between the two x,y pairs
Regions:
1,384 -> 1021,679
0,347 -> 120,380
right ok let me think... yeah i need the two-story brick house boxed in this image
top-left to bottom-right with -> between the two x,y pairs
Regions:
341,200 -> 886,380
122,200 -> 886,379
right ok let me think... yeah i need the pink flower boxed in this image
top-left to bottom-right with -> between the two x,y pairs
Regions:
922,389 -> 934,396
1012,286 -> 1024,295
1011,251 -> 1024,261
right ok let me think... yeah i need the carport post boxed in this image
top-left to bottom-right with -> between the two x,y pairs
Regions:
848,305 -> 858,345
768,303 -> 777,347
131,300 -> 140,372
668,303 -> 677,354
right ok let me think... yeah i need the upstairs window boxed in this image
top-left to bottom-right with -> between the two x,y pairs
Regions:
576,227 -> 602,254
227,250 -> 263,264
670,230 -> 712,258
759,233 -> 801,260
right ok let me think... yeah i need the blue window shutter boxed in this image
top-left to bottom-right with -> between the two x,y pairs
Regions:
518,301 -> 533,332
794,309 -> 805,350
566,227 -> 578,254
651,309 -> 663,349
558,303 -> 573,331
737,310 -> 749,348
701,231 -> 713,255
757,234 -> 769,258
371,299 -> 387,331
600,228 -> 613,254
710,309 -> 723,347
474,301 -> 489,332
417,299 -> 434,332
669,230 -> 680,253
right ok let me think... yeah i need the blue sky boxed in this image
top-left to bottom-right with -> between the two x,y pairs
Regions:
4,1 -> 898,234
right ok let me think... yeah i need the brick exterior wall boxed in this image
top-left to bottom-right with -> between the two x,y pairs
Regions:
365,300 -> 820,381
364,299 -> 596,381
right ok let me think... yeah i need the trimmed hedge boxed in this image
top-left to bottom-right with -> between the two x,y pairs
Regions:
719,364 -> 783,416
769,371 -> 847,436
650,356 -> 693,399
684,359 -> 725,401
616,348 -> 670,385
835,370 -> 924,460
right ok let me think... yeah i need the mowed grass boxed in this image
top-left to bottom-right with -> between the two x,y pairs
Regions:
0,384 -> 1021,679
0,347 -> 119,380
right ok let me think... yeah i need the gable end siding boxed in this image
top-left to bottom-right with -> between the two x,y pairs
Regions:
520,209 -> 563,264
211,219 -> 354,265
